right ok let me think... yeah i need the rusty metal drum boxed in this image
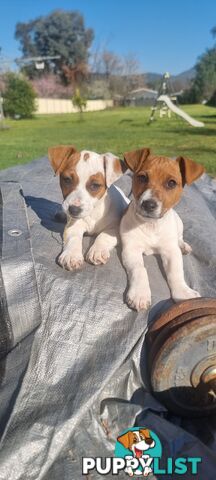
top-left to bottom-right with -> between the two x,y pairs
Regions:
147,298 -> 216,416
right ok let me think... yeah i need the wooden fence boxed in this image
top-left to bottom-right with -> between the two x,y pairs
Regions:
36,98 -> 113,114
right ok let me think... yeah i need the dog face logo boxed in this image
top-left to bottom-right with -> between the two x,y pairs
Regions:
117,429 -> 155,458
83,426 -> 201,476
115,427 -> 161,477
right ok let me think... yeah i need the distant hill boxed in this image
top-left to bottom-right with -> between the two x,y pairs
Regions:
175,67 -> 196,81
144,68 -> 196,91
88,67 -> 196,100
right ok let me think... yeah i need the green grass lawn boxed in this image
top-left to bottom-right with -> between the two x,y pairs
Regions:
0,104 -> 216,173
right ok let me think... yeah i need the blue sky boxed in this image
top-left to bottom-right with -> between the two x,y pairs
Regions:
1,0 -> 216,74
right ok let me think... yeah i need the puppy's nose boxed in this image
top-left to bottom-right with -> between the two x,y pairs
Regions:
68,205 -> 82,217
141,199 -> 157,212
145,438 -> 154,445
73,198 -> 81,206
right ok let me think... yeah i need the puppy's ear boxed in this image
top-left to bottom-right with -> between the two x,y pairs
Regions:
48,145 -> 77,175
176,156 -> 205,186
124,148 -> 151,172
103,153 -> 126,188
140,429 -> 151,440
117,432 -> 132,449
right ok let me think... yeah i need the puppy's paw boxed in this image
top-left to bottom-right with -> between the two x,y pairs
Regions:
86,245 -> 110,265
143,467 -> 153,477
127,286 -> 151,312
180,241 -> 192,255
58,250 -> 84,271
125,468 -> 134,477
172,285 -> 201,302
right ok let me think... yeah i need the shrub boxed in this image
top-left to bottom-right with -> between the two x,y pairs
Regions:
178,85 -> 202,104
207,89 -> 216,106
72,88 -> 87,119
32,74 -> 73,98
3,73 -> 36,118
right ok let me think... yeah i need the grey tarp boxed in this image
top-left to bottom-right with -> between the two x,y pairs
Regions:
0,157 -> 216,479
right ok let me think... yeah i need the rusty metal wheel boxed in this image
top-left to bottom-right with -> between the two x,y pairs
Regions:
146,298 -> 216,417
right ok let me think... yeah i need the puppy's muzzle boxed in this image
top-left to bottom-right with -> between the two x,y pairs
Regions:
141,199 -> 157,213
145,437 -> 154,446
68,205 -> 82,217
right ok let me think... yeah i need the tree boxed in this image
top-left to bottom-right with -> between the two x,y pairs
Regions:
72,88 -> 87,120
180,47 -> 216,103
62,62 -> 88,89
207,89 -> 216,107
120,53 -> 142,97
211,25 -> 216,39
101,50 -> 123,79
3,73 -> 36,118
15,10 -> 94,82
180,27 -> 216,103
192,47 -> 216,101
90,48 -> 142,100
31,74 -> 72,98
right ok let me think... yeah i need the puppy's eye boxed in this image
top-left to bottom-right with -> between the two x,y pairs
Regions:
89,183 -> 101,191
62,176 -> 72,185
166,179 -> 177,189
138,174 -> 148,184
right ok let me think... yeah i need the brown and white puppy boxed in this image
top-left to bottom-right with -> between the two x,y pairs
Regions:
48,145 -> 127,270
120,148 -> 205,311
118,429 -> 155,477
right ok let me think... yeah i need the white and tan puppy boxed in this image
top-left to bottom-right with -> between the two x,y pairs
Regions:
118,429 -> 155,477
120,148 -> 205,311
49,145 -> 126,270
